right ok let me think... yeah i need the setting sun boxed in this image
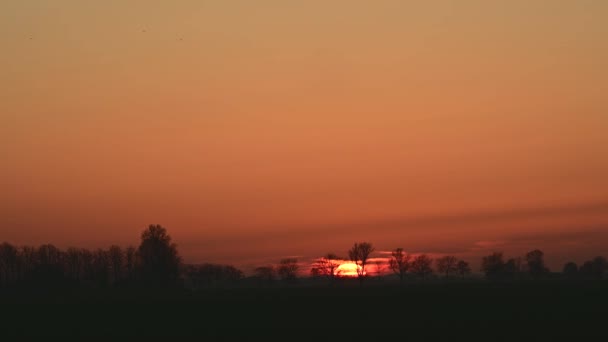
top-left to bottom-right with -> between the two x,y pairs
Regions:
335,262 -> 364,278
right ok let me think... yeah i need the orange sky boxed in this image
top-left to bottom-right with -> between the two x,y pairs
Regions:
1,1 -> 607,273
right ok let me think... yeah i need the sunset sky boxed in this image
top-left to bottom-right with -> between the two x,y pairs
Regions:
1,1 -> 607,273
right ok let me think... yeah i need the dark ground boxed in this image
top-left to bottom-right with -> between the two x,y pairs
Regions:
1,279 -> 607,339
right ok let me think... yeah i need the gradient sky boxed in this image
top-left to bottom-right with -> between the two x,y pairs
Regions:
2,1 -> 607,273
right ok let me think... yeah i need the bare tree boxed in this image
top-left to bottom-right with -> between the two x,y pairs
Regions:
65,247 -> 83,281
0,243 -> 19,286
185,263 -> 244,288
254,265 -> 275,283
18,246 -> 37,282
93,249 -> 110,287
125,246 -> 137,281
310,253 -> 341,283
456,260 -> 471,279
436,256 -> 458,278
481,252 -> 505,279
525,249 -> 549,276
410,254 -> 433,279
81,248 -> 95,284
388,248 -> 410,284
348,242 -> 375,285
277,258 -> 299,282
108,245 -> 124,284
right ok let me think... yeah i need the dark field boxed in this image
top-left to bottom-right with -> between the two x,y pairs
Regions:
2,280 -> 607,339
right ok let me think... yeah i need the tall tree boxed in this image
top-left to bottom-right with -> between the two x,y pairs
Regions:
436,256 -> 458,278
525,249 -> 549,276
34,244 -> 65,285
277,258 -> 299,282
579,256 -> 608,279
137,224 -> 181,287
0,243 -> 19,286
65,247 -> 83,282
254,265 -> 275,284
456,260 -> 471,279
388,248 -> 410,284
562,262 -> 578,279
124,246 -> 137,281
348,242 -> 375,285
410,254 -> 433,279
504,257 -> 523,278
310,253 -> 341,283
92,249 -> 110,287
481,252 -> 505,279
108,245 -> 124,284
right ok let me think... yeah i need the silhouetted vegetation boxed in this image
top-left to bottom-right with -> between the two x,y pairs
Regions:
388,248 -> 410,284
2,226 -> 607,294
137,225 -> 181,287
184,263 -> 243,289
253,265 -> 275,284
0,224 -> 186,290
456,260 -> 471,279
348,242 -> 375,285
562,261 -> 578,278
277,258 -> 299,282
436,255 -> 458,278
410,254 -> 434,279
481,252 -> 505,279
525,249 -> 549,276
2,228 -> 608,338
579,256 -> 608,279
310,253 -> 341,284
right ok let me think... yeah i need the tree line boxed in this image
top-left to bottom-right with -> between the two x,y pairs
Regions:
0,225 -> 180,289
1,225 -> 607,290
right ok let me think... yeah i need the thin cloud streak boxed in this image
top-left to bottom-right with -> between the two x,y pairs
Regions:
184,199 -> 608,247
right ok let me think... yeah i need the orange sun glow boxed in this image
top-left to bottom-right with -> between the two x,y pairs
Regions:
335,262 -> 364,277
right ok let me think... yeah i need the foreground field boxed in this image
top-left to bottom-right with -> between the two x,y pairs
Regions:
2,280 -> 607,338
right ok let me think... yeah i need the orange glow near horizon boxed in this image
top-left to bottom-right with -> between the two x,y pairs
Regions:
1,1 -> 608,273
335,262 -> 364,278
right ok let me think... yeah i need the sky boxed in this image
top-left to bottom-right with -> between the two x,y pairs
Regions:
1,1 -> 607,274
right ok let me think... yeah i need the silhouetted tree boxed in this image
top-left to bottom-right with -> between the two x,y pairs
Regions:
348,242 -> 375,285
108,245 -> 124,284
436,256 -> 458,278
254,265 -> 275,284
579,256 -> 608,279
525,249 -> 549,276
92,249 -> 110,287
125,246 -> 137,281
19,246 -> 37,282
137,224 -> 181,287
277,258 -> 299,282
37,244 -> 62,266
80,248 -> 95,285
388,248 -> 410,284
0,242 -> 19,286
456,260 -> 471,279
481,252 -> 505,279
410,254 -> 433,279
185,263 -> 243,288
64,247 -> 83,282
33,244 -> 66,286
563,262 -> 578,279
504,257 -> 523,278
310,253 -> 341,283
